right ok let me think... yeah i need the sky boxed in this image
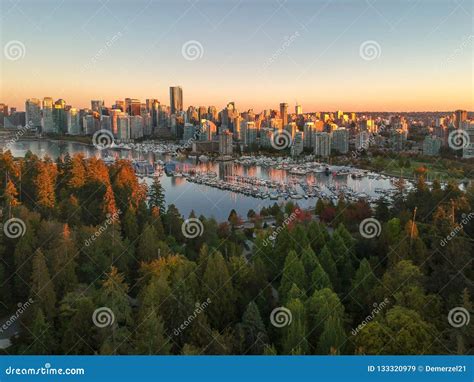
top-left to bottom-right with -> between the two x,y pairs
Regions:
0,0 -> 473,112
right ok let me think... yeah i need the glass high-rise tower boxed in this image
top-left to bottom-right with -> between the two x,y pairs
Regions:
169,86 -> 183,115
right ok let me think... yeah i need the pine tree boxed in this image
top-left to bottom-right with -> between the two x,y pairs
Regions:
149,178 -> 166,214
319,245 -> 338,290
202,251 -> 236,330
47,224 -> 78,299
316,315 -> 345,354
137,223 -> 161,262
349,258 -> 378,319
279,250 -> 306,301
30,249 -> 56,320
307,288 -> 344,351
310,259 -> 332,292
240,301 -> 268,354
25,309 -> 56,354
122,208 -> 139,242
97,267 -> 132,354
134,309 -> 170,354
281,297 -> 308,355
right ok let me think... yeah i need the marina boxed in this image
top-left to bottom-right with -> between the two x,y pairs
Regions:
5,139 -> 415,220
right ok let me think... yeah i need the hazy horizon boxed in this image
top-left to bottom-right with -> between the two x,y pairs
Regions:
1,0 -> 473,112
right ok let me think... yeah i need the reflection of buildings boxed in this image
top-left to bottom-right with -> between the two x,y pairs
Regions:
192,141 -> 219,153
219,162 -> 234,180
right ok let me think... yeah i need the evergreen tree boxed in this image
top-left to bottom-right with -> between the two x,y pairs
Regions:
281,297 -> 308,355
24,309 -> 56,354
149,178 -> 166,214
316,315 -> 346,354
201,251 -> 236,330
239,302 -> 268,354
279,250 -> 306,301
30,249 -> 56,320
134,309 -> 170,354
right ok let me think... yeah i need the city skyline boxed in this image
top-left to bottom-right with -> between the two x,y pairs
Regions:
1,0 -> 472,111
2,91 -> 474,114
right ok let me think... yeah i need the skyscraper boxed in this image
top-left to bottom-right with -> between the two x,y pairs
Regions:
170,86 -> 183,115
280,103 -> 288,126
25,98 -> 42,129
303,121 -> 316,148
295,104 -> 302,115
125,98 -> 141,116
455,109 -> 467,129
219,130 -> 233,156
67,108 -> 81,135
149,100 -> 160,130
91,100 -> 104,113
53,99 -> 67,134
332,128 -> 349,154
42,97 -> 54,133
315,132 -> 331,157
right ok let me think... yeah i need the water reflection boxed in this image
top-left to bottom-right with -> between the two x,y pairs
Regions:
4,139 -> 394,221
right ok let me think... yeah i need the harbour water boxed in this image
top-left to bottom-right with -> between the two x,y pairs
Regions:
4,139 -> 399,221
